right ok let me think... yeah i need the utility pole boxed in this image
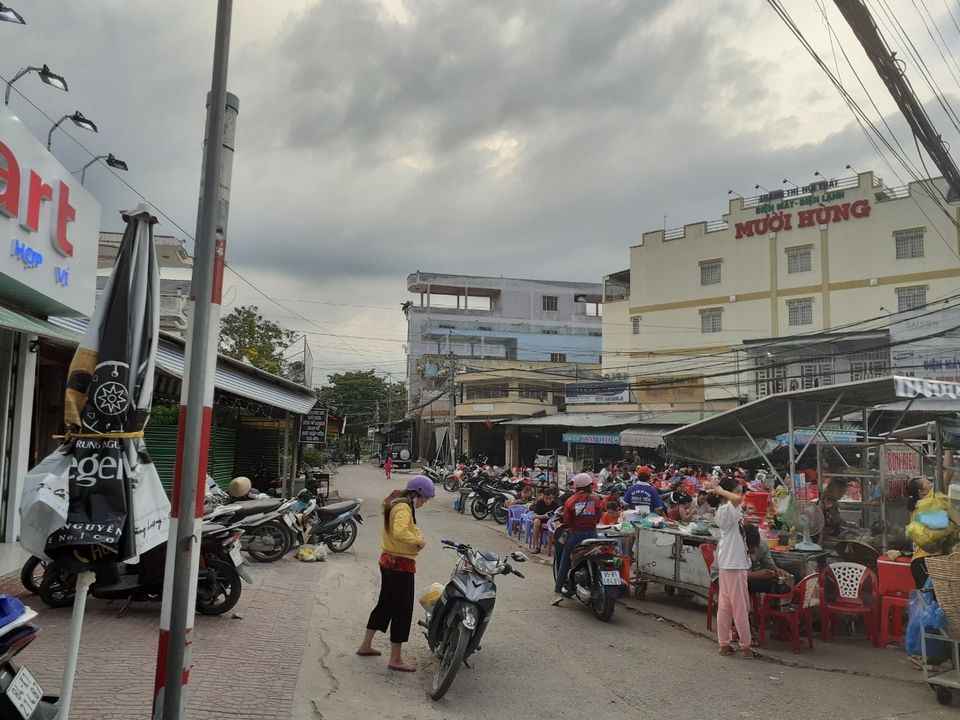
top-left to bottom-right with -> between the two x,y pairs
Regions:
448,339 -> 457,467
154,2 -> 234,718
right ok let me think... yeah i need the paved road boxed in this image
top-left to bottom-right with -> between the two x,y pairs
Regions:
295,465 -> 954,720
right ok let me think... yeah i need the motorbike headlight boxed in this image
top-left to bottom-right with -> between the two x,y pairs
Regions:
469,552 -> 500,576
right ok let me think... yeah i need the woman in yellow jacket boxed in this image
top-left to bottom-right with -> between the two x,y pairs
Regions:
906,476 -> 960,588
357,475 -> 435,672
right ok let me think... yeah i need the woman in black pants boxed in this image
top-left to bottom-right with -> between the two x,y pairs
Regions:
357,475 -> 435,672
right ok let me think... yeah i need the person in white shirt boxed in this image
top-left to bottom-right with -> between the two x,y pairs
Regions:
709,476 -> 757,659
598,462 -> 611,488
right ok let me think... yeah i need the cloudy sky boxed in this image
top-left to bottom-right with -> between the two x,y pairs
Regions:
4,0 -> 959,386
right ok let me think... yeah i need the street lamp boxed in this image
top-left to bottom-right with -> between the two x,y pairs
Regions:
47,111 -> 97,151
0,3 -> 25,24
5,64 -> 68,105
80,153 -> 128,184
727,189 -> 744,199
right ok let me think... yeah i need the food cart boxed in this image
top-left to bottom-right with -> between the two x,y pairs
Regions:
633,525 -> 717,599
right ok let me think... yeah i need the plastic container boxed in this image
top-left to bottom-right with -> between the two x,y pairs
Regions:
743,491 -> 770,518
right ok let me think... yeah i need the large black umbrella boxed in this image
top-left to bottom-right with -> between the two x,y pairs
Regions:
20,205 -> 170,565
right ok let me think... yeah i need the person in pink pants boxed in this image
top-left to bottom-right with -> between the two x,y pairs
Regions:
708,476 -> 758,658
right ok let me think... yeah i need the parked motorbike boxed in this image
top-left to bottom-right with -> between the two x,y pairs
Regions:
305,499 -> 364,553
419,540 -> 526,700
551,520 -> 626,622
38,523 -> 250,616
0,595 -> 58,719
205,485 -> 298,563
19,557 -> 46,596
442,465 -> 465,493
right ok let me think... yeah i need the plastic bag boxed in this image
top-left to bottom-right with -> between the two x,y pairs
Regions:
19,447 -> 73,560
295,544 -> 327,562
916,510 -> 950,530
906,493 -> 959,553
905,589 -> 950,664
418,582 -> 444,610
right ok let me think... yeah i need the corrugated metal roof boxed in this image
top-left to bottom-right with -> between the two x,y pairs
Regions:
620,425 -> 675,448
503,412 -> 642,427
50,316 -> 316,415
0,306 -> 81,344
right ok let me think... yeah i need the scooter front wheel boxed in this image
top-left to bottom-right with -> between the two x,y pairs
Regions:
39,565 -> 77,608
197,557 -> 242,615
470,498 -> 489,520
491,500 -> 508,525
442,475 -> 460,493
20,556 -> 46,595
430,623 -> 470,700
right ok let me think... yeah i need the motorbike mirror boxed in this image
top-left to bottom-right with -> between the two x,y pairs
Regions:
510,551 -> 527,562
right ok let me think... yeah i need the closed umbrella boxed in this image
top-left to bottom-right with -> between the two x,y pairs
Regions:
19,203 -> 170,719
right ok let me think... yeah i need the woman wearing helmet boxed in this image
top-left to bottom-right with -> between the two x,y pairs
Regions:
357,475 -> 436,672
550,472 -> 600,606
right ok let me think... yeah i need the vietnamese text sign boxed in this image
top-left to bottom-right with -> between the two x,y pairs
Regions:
299,406 -> 326,444
565,381 -> 630,405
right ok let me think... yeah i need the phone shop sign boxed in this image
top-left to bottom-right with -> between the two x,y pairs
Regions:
0,105 -> 99,316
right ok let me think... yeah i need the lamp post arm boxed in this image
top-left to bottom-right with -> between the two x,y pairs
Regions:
46,115 -> 67,151
4,66 -> 36,106
80,155 -> 106,185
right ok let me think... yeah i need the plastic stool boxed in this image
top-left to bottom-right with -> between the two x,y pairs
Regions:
879,595 -> 909,646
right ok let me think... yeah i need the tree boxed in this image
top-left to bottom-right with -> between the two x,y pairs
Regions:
219,305 -> 297,376
317,370 -> 407,438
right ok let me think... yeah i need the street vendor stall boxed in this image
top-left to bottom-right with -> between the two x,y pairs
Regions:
663,376 -> 960,553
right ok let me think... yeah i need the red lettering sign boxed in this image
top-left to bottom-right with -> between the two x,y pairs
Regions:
0,139 -> 77,257
735,199 -> 871,239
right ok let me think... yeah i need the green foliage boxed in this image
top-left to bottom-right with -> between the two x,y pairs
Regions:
302,447 -> 325,468
150,403 -> 180,426
317,370 -> 406,437
219,305 -> 297,376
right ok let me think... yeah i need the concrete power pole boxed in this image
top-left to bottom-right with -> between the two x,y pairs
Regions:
448,351 -> 457,467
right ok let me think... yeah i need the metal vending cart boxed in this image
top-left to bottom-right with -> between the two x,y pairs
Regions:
921,623 -> 960,706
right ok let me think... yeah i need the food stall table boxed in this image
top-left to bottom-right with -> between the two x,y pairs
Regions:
633,525 -> 718,599
768,549 -> 828,582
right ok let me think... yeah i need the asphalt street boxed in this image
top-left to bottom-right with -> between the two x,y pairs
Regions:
294,465 -> 953,720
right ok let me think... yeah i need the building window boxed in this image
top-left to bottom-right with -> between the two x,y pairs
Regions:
631,316 -> 641,335
518,384 -> 549,401
699,259 -> 721,286
699,307 -> 722,333
465,383 -> 509,400
895,227 -> 924,259
505,347 -> 517,360
787,298 -> 813,326
896,285 -> 927,312
755,361 -> 786,398
849,350 -> 890,381
550,352 -> 567,363
797,354 -> 834,389
786,245 -> 812,274
542,295 -> 558,312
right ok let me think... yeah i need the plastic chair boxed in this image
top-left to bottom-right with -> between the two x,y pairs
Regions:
506,505 -> 527,540
699,543 -> 719,631
819,562 -> 880,646
877,559 -> 914,646
758,573 -> 819,654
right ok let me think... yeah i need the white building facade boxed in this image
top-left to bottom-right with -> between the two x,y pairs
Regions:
603,172 -> 960,408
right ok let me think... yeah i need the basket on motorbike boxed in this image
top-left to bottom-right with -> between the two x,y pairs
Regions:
419,582 -> 444,613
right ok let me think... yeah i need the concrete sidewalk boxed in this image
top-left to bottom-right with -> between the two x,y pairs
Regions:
487,519 -> 925,685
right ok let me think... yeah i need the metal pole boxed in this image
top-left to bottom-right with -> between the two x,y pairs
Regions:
448,353 -> 457,467
787,399 -> 796,498
153,2 -> 232,718
56,571 -> 95,720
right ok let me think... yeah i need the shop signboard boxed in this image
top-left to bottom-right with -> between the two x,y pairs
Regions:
561,431 -> 621,445
299,406 -> 327,444
889,306 -> 960,382
565,381 -> 630,405
0,105 -> 100,316
636,375 -> 705,404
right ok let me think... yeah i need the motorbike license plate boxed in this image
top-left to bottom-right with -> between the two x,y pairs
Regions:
600,570 -> 621,586
229,543 -> 244,567
283,513 -> 296,528
7,666 -> 42,719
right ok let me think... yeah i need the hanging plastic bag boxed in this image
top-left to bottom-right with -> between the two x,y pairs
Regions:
905,589 -> 950,664
19,446 -> 73,561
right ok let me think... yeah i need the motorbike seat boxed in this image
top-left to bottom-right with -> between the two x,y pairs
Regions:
316,500 -> 360,518
220,499 -> 282,519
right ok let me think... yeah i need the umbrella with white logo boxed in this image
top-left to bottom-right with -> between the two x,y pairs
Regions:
19,203 -> 170,719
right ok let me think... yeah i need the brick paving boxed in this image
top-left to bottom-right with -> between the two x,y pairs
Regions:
0,555 -> 323,719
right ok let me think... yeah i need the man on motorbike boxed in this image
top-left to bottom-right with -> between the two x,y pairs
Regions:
550,473 -> 600,606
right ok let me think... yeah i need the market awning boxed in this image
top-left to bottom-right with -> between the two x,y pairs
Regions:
0,305 -> 82,344
51,316 -> 317,415
502,412 -> 642,428
663,375 -> 960,462
619,425 -> 674,448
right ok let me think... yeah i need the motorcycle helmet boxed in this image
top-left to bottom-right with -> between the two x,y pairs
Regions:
228,476 -> 252,498
406,474 -> 437,499
672,490 -> 692,506
572,472 -> 593,489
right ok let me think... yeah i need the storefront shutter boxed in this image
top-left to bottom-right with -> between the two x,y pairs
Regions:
143,425 -> 178,492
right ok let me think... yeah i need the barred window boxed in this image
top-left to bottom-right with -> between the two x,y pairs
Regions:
896,285 -> 927,312
894,227 -> 924,259
542,295 -> 558,311
755,361 -> 786,398
518,384 -> 549,401
798,354 -> 834,389
699,259 -> 721,286
787,297 -> 813,326
631,316 -> 641,335
786,245 -> 812,274
465,383 -> 509,400
550,352 -> 567,363
699,307 -> 722,333
849,350 -> 890,381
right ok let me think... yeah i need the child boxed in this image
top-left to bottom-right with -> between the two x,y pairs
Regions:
384,454 -> 393,480
601,500 -> 621,525
709,476 -> 757,658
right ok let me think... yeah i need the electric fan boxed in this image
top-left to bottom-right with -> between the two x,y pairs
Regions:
795,500 -> 825,551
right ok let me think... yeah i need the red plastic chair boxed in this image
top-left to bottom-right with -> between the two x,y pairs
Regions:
700,543 -> 718,631
758,573 -> 819,654
877,559 -> 914,646
819,562 -> 880,646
